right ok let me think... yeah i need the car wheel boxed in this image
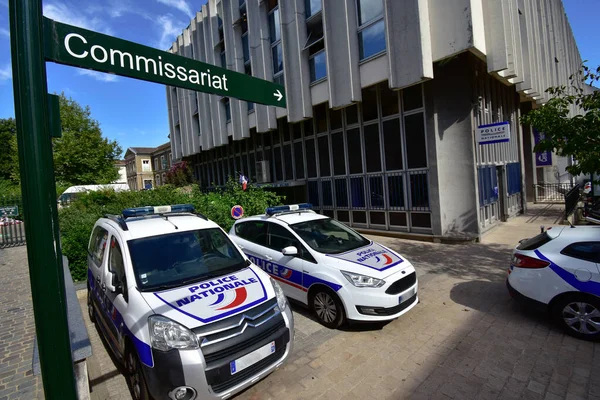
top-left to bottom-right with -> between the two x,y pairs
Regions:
553,295 -> 600,341
87,288 -> 95,324
310,288 -> 345,329
126,348 -> 151,400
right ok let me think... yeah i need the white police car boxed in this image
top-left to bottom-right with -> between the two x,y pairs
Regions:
86,204 -> 293,400
507,225 -> 600,340
228,204 -> 418,328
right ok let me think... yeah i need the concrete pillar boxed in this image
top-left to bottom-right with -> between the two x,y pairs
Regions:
279,0 -> 312,122
383,0 -> 433,90
247,0 -> 278,133
322,0 -> 361,107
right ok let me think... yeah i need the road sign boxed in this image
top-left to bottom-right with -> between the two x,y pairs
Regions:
476,121 -> 510,145
231,205 -> 244,220
0,206 -> 19,217
43,17 -> 287,108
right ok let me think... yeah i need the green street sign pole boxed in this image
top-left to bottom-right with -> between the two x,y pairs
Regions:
8,1 -> 77,399
43,17 -> 287,108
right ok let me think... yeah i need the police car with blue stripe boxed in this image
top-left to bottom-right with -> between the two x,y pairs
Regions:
86,204 -> 294,400
228,204 -> 418,328
507,225 -> 600,340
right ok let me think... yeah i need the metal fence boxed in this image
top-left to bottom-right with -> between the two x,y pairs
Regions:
533,183 -> 575,203
564,184 -> 581,220
0,195 -> 26,248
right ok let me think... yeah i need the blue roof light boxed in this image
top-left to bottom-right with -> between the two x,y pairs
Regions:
122,204 -> 195,218
266,203 -> 312,216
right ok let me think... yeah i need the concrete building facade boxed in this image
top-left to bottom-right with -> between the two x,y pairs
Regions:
151,142 -> 173,187
125,143 -> 173,190
166,0 -> 582,240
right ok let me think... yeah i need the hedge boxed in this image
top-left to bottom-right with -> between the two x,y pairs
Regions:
59,180 -> 283,282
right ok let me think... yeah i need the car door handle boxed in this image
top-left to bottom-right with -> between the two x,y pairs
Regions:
96,276 -> 101,285
101,283 -> 106,292
238,244 -> 244,249
265,255 -> 273,261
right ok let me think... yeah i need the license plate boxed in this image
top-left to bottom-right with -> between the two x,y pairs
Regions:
399,287 -> 415,304
230,341 -> 276,375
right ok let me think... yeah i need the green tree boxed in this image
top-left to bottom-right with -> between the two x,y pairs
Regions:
0,118 -> 20,185
53,93 -> 122,186
165,160 -> 195,187
521,65 -> 600,177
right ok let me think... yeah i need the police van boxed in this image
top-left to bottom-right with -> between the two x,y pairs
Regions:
87,204 -> 293,400
229,204 -> 418,328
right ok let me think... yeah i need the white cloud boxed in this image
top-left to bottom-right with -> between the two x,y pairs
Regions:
0,27 -> 9,38
156,14 -> 184,50
156,0 -> 193,17
43,2 -> 114,35
0,64 -> 11,82
77,69 -> 119,82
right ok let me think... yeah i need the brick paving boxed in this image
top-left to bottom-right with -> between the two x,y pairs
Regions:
4,202 -> 600,400
0,246 -> 43,400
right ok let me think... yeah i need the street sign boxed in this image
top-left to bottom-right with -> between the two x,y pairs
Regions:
43,17 -> 287,108
0,206 -> 19,217
476,122 -> 510,145
231,205 -> 244,220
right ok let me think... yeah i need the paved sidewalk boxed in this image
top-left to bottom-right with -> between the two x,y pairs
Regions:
0,246 -> 43,400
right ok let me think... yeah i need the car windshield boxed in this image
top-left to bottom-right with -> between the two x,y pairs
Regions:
128,228 -> 247,291
290,218 -> 370,254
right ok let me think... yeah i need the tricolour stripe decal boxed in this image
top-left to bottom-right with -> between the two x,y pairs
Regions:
535,250 -> 600,296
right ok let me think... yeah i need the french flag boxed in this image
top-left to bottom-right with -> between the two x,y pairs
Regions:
239,174 -> 248,191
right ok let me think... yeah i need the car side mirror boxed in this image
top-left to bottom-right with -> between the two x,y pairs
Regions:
282,246 -> 298,256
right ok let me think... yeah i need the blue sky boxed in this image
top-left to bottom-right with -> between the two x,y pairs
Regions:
0,0 -> 598,158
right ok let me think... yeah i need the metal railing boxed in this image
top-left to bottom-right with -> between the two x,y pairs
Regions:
533,183 -> 575,203
0,195 -> 26,248
564,184 -> 581,220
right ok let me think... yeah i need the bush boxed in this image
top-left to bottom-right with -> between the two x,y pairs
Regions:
59,182 -> 283,282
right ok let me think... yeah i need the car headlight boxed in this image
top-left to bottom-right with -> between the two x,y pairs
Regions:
341,271 -> 385,288
270,278 -> 288,311
148,315 -> 199,351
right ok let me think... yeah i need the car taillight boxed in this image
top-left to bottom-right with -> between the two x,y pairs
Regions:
511,253 -> 550,269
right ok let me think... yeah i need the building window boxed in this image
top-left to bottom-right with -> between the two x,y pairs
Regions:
220,47 -> 226,68
405,113 -> 427,169
305,16 -> 325,83
305,0 -> 321,18
142,159 -> 151,172
156,174 -> 161,186
269,6 -> 284,84
309,50 -> 326,82
143,179 -> 152,190
356,0 -> 386,60
223,98 -> 231,122
269,7 -> 281,43
242,33 -> 250,64
154,157 -> 159,171
161,155 -> 166,170
272,43 -> 283,76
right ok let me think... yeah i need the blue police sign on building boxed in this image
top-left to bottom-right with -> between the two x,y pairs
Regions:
476,121 -> 510,145
533,129 -> 552,166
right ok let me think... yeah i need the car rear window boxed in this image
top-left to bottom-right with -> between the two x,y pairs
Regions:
516,232 -> 553,250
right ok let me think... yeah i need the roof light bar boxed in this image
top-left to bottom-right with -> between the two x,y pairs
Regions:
122,204 -> 195,218
266,203 -> 312,216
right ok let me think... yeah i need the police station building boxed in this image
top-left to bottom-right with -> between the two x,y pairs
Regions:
166,0 -> 582,240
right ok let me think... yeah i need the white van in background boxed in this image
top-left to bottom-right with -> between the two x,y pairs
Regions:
58,184 -> 130,207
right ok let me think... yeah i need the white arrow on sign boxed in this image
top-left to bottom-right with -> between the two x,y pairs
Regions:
273,90 -> 283,101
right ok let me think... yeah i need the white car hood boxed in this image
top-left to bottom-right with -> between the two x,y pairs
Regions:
140,267 -> 272,329
324,241 -> 413,279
